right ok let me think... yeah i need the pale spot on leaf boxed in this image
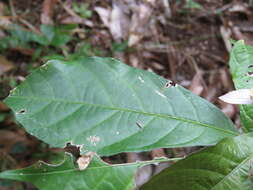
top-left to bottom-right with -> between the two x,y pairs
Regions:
138,76 -> 145,83
77,152 -> 95,171
154,90 -> 166,98
87,135 -> 100,146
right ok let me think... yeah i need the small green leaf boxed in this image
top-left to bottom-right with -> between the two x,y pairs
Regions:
229,40 -> 253,132
0,153 -> 179,190
4,57 -> 237,156
185,0 -> 203,9
73,3 -> 92,18
141,133 -> 253,190
111,41 -> 129,53
0,113 -> 6,122
40,24 -> 55,42
39,24 -> 75,47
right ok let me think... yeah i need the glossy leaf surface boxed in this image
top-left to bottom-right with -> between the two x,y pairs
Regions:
5,57 -> 237,156
229,40 -> 253,132
0,153 -> 175,190
141,133 -> 253,190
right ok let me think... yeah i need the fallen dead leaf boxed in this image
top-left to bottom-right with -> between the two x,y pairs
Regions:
0,130 -> 27,152
220,101 -> 236,118
95,2 -> 130,41
0,101 -> 9,112
94,7 -> 110,27
220,26 -> 232,52
151,148 -> 166,158
127,152 -> 152,187
41,0 -> 58,24
110,3 -> 125,40
189,71 -> 204,96
0,55 -> 14,76
128,3 -> 153,46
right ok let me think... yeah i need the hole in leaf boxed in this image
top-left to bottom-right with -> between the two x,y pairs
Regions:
165,81 -> 176,88
17,109 -> 26,114
64,142 -> 81,157
136,121 -> 143,129
248,71 -> 253,77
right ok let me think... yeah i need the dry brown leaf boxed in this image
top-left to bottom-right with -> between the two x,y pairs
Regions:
0,130 -> 27,152
204,86 -> 217,102
0,101 -> 9,112
151,149 -> 170,175
61,16 -> 93,27
94,7 -> 110,27
220,101 -> 236,118
95,2 -> 130,41
109,3 -> 126,40
219,68 -> 233,90
41,0 -> 58,24
127,153 -> 152,187
135,165 -> 152,187
10,47 -> 35,55
229,3 -> 249,13
0,55 -> 14,76
128,3 -> 153,46
151,148 -> 166,158
189,71 -> 204,96
220,26 -> 232,52
232,25 -> 253,46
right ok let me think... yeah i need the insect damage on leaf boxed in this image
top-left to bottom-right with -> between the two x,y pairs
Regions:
16,109 -> 26,114
77,152 -> 95,171
165,81 -> 177,88
138,76 -> 145,83
87,136 -> 100,146
219,89 -> 253,104
136,121 -> 143,129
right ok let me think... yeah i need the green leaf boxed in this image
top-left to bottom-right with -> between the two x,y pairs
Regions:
185,0 -> 203,9
39,24 -> 75,47
4,57 -> 237,156
229,40 -> 253,132
40,25 -> 55,42
0,113 -> 6,122
0,153 -> 179,190
111,41 -> 129,53
73,3 -> 92,18
141,133 -> 253,190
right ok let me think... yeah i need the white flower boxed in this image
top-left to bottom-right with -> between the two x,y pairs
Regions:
219,89 -> 253,105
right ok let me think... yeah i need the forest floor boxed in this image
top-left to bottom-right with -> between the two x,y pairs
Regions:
0,0 -> 253,189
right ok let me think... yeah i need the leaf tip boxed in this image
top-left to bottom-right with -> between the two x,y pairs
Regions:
219,89 -> 253,104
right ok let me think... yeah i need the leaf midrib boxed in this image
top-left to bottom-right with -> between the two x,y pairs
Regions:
7,95 -> 237,135
0,158 -> 180,177
210,153 -> 253,190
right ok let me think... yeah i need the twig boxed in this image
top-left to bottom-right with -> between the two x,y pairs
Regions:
59,0 -> 80,18
8,0 -> 41,34
9,0 -> 17,17
195,3 -> 233,19
19,18 -> 41,34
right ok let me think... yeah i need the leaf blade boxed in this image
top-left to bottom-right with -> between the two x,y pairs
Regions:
0,153 -> 180,190
141,133 -> 253,190
4,57 -> 237,155
229,40 -> 253,132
